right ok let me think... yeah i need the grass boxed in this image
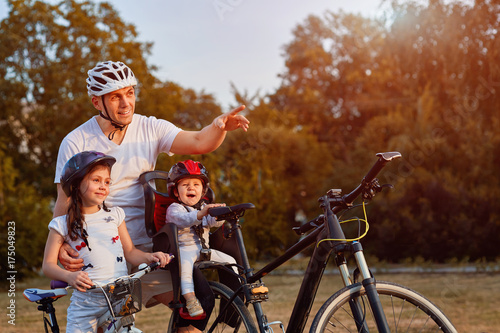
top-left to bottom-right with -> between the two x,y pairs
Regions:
7,270 -> 500,332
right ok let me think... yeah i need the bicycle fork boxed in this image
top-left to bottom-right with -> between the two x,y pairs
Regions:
336,242 -> 390,333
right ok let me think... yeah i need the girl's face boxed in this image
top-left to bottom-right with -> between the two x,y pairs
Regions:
79,165 -> 111,213
175,178 -> 203,206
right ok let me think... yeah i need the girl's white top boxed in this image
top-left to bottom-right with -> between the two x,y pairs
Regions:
48,206 -> 128,284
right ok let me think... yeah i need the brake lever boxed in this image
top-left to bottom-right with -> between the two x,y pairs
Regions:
362,179 -> 394,200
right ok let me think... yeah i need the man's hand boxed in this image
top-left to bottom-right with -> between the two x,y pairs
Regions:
58,242 -> 84,271
213,105 -> 249,132
171,105 -> 249,155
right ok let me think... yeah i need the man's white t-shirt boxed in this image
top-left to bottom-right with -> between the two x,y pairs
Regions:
54,114 -> 182,245
48,207 -> 128,284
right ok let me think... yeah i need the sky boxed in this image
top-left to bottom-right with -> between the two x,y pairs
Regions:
0,0 -> 387,109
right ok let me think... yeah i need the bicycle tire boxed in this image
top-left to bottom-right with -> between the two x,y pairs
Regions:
310,281 -> 457,333
168,281 -> 258,332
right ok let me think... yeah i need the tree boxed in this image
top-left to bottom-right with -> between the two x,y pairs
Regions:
0,0 -> 156,197
271,11 -> 394,159
204,101 -> 334,258
270,0 -> 500,261
0,139 -> 52,280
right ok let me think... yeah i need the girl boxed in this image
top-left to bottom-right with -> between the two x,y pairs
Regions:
42,151 -> 171,332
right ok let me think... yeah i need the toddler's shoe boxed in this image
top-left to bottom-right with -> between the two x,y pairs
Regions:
186,298 -> 204,317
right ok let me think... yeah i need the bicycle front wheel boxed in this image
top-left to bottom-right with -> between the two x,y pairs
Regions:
310,281 -> 457,333
168,281 -> 257,332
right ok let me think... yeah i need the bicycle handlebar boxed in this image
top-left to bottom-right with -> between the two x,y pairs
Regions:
295,152 -> 401,235
209,203 -> 256,220
341,152 -> 401,206
88,260 -> 164,290
138,261 -> 162,273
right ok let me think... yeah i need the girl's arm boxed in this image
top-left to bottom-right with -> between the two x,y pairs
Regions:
42,229 -> 93,292
118,222 -> 170,268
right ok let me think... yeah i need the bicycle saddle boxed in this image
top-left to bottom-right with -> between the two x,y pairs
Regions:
23,288 -> 68,302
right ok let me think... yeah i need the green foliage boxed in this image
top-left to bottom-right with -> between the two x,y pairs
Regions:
0,140 -> 52,282
0,0 -> 155,197
207,102 -> 333,258
356,85 -> 500,261
271,0 -> 500,261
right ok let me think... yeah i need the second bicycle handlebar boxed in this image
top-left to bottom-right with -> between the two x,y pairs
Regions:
295,152 -> 402,235
341,151 -> 401,206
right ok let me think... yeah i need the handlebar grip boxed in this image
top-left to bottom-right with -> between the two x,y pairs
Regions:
363,152 -> 402,183
343,152 -> 402,204
148,261 -> 162,271
50,280 -> 69,289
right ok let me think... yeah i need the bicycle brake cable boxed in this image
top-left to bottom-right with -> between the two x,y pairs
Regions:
316,201 -> 369,247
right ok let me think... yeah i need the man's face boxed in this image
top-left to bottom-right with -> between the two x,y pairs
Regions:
94,86 -> 136,126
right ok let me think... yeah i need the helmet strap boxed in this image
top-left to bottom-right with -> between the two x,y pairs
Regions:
99,96 -> 127,140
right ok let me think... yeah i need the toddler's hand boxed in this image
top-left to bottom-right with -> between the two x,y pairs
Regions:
198,203 -> 225,220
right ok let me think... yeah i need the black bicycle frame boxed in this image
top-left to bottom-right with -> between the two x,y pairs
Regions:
245,223 -> 327,332
246,210 -> 389,332
208,152 -> 401,333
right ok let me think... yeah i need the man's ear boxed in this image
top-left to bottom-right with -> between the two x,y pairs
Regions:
91,96 -> 101,110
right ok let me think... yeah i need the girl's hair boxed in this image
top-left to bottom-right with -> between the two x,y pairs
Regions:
66,162 -> 111,241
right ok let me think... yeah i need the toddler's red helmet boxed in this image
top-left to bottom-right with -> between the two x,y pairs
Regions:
167,160 -> 209,197
60,151 -> 116,196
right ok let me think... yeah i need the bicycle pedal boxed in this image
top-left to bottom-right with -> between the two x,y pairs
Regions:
248,283 -> 269,302
251,285 -> 269,294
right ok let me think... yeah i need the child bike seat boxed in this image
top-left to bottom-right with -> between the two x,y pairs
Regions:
139,171 -> 182,304
140,170 -> 216,327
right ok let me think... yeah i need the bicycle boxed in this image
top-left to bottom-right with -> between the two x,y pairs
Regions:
23,261 -> 162,333
141,152 -> 458,332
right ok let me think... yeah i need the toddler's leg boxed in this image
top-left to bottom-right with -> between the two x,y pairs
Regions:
180,244 -> 204,317
210,249 -> 238,274
179,244 -> 201,295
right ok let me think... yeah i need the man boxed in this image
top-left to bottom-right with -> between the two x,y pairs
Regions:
53,61 -> 249,331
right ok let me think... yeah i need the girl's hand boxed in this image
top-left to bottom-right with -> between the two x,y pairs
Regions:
150,252 -> 172,268
68,271 -> 93,292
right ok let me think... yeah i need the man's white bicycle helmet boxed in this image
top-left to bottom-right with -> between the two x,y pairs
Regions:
86,61 -> 138,97
86,61 -> 138,139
